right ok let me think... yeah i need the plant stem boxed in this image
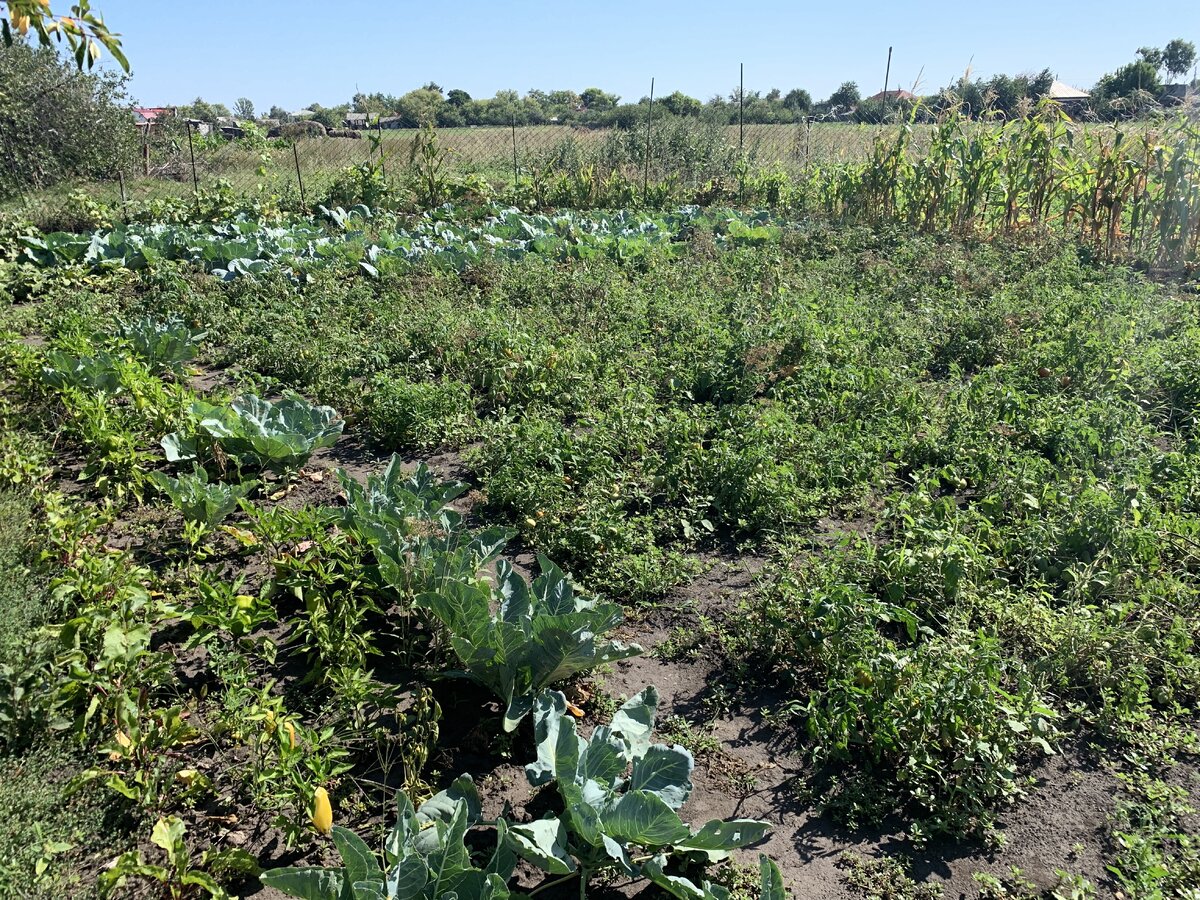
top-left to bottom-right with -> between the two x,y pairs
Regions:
526,872 -> 581,898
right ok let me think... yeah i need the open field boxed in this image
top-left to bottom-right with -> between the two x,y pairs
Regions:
2,198 -> 1200,898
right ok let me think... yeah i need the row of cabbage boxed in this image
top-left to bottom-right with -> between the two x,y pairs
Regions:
16,204 -> 783,279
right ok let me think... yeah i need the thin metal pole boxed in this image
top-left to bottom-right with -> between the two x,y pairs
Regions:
377,120 -> 386,177
512,113 -> 519,187
882,46 -> 893,123
293,142 -> 307,208
643,77 -> 654,206
185,121 -> 199,214
738,63 -> 745,154
117,170 -> 128,223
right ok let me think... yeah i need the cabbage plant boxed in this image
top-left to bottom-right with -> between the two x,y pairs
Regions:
417,556 -> 641,731
512,688 -> 772,900
147,465 -> 256,526
163,393 -> 343,474
117,315 -> 206,376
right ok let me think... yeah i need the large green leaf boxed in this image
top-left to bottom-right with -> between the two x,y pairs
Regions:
506,819 -> 576,875
260,866 -> 348,899
628,744 -> 694,809
610,687 -> 659,760
599,791 -> 692,846
674,819 -> 772,862
759,854 -> 786,900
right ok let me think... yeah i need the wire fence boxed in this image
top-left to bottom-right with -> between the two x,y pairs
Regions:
11,111 -> 928,223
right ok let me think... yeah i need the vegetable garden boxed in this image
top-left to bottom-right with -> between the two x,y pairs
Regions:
1,137 -> 1200,900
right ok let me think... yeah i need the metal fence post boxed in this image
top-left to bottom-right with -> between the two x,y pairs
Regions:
643,77 -> 654,206
512,113 -> 519,187
185,121 -> 200,214
293,142 -> 307,208
739,63 -> 745,155
377,120 -> 386,177
117,171 -> 128,223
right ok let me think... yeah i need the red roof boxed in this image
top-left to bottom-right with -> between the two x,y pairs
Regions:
134,107 -> 175,124
867,89 -> 916,102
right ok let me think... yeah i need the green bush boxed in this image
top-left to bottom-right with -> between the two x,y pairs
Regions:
365,373 -> 477,450
0,41 -> 136,202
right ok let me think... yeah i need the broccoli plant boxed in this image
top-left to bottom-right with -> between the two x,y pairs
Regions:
417,556 -> 642,731
510,687 -> 772,900
163,393 -> 343,474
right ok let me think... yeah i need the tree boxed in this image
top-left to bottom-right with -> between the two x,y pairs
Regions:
1095,60 -> 1163,99
233,97 -> 255,120
177,96 -> 231,124
267,105 -> 292,123
446,88 -> 471,108
765,88 -> 782,101
394,87 -> 444,127
0,0 -> 126,70
1164,39 -> 1196,79
783,88 -> 812,111
580,87 -> 619,110
0,39 -> 134,199
1137,46 -> 1164,69
825,81 -> 860,112
659,90 -> 701,116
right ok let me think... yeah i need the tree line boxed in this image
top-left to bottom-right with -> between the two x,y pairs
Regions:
172,39 -> 1198,131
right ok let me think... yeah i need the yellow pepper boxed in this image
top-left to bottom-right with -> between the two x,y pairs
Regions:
312,786 -> 333,835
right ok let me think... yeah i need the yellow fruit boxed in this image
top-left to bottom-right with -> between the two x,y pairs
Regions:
284,721 -> 296,749
524,517 -> 537,528
312,787 -> 333,835
234,594 -> 255,610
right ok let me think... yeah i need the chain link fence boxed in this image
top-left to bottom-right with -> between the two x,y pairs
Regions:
7,109 -> 923,226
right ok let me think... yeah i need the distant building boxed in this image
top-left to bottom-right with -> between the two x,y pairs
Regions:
378,116 -> 406,129
1047,80 -> 1089,115
133,106 -> 176,133
1161,84 -> 1193,106
345,112 -> 370,129
867,89 -> 916,102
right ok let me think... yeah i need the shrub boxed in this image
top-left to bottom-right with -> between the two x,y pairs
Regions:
0,41 -> 136,201
365,374 -> 476,450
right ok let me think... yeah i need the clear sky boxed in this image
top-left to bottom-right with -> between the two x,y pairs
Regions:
94,0 -> 1199,109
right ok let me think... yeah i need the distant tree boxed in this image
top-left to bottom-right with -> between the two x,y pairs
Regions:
446,88 -> 471,108
267,104 -> 292,122
306,102 -> 349,129
659,90 -> 702,116
1096,60 -> 1163,99
233,97 -> 255,119
395,87 -> 443,127
421,81 -> 443,94
765,87 -> 782,101
177,96 -> 231,123
825,81 -> 860,112
547,89 -> 581,110
580,87 -> 619,110
1137,46 -> 1164,69
782,88 -> 812,111
1164,39 -> 1196,79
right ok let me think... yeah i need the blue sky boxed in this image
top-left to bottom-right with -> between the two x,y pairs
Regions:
96,0 -> 1199,109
